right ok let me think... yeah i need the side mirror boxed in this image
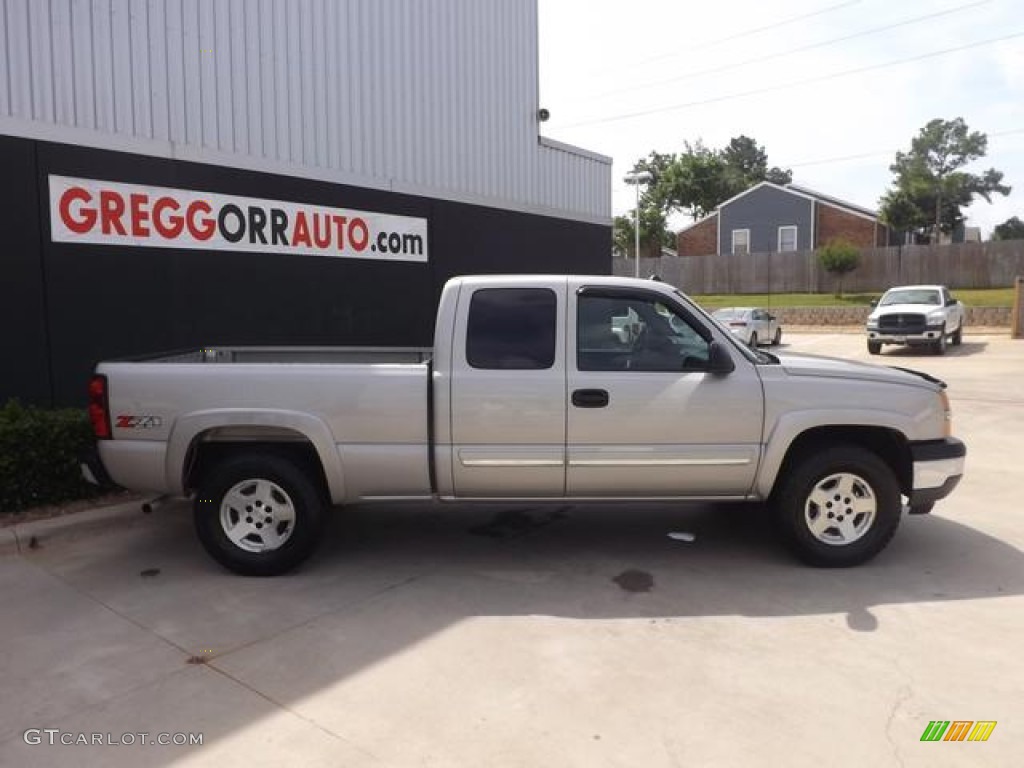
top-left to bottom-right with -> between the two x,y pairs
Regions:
708,341 -> 735,375
946,297 -> 956,306
870,299 -> 878,307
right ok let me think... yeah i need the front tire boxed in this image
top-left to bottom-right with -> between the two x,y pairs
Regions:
774,445 -> 901,567
749,332 -> 758,347
867,340 -> 881,355
772,327 -> 782,346
932,326 -> 947,355
195,453 -> 327,576
952,322 -> 963,346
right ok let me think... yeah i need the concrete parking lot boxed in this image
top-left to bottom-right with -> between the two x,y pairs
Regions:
1,332 -> 1021,767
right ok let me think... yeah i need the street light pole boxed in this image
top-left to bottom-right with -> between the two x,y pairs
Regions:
623,170 -> 653,278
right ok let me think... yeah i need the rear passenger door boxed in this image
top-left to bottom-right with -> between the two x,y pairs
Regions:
449,281 -> 567,497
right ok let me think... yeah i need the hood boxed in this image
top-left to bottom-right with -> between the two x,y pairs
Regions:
775,352 -> 941,389
869,302 -> 943,319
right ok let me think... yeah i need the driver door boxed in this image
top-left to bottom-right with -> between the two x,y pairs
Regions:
566,285 -> 763,497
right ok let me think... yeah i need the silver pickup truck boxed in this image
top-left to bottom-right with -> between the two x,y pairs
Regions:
84,275 -> 965,575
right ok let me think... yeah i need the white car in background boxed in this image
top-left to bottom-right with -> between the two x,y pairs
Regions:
712,307 -> 782,347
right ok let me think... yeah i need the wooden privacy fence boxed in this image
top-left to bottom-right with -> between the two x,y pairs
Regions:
1013,276 -> 1024,339
613,240 -> 1024,294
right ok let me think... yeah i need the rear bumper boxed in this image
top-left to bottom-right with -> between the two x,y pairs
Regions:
80,445 -> 119,489
908,437 -> 965,506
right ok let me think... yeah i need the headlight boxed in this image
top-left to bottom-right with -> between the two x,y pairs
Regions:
927,310 -> 946,324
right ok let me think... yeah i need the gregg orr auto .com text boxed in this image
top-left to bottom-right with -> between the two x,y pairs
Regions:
50,175 -> 429,262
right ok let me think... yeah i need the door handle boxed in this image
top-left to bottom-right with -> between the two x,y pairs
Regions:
572,389 -> 609,408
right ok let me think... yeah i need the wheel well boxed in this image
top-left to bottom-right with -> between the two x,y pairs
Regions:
775,426 -> 912,496
184,436 -> 329,500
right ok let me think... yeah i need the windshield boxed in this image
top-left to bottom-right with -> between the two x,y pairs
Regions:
711,308 -> 748,321
880,289 -> 941,306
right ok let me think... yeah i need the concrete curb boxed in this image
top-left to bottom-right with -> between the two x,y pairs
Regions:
0,499 -> 159,557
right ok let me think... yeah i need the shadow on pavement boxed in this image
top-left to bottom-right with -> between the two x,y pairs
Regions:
5,499 -> 1021,765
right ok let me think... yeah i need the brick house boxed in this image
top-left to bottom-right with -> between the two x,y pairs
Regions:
677,181 -> 894,256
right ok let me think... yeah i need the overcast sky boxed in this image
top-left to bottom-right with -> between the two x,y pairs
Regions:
538,0 -> 1024,237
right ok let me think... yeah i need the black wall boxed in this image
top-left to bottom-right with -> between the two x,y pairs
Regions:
2,136 -> 609,406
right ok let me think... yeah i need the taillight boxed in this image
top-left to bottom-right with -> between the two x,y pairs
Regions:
88,375 -> 112,440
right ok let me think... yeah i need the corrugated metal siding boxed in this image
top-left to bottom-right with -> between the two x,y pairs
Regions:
1,0 -> 609,221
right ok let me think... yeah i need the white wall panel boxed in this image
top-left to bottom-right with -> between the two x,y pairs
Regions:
130,0 -> 151,138
91,0 -> 114,133
28,0 -> 55,123
6,3 -> 32,118
164,0 -> 185,143
50,0 -> 73,125
1,0 -> 609,222
71,0 -> 95,129
110,0 -> 133,133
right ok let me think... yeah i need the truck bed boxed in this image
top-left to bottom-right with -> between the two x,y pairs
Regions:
96,347 -> 434,501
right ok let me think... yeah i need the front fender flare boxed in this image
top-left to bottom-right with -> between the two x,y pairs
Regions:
756,409 -> 914,498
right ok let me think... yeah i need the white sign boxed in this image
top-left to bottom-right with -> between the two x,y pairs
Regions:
49,175 -> 428,262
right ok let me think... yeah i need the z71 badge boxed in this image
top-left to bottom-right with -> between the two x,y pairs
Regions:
115,415 -> 163,429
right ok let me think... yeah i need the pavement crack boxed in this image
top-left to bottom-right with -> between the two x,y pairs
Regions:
209,572 -> 430,662
885,684 -> 912,768
203,663 -> 389,765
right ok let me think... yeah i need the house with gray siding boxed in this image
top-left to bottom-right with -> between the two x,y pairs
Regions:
677,182 -> 893,257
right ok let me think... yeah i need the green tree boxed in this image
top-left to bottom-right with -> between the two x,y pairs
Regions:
880,118 -> 1011,242
612,214 -> 635,258
993,215 -> 1024,241
629,136 -> 791,225
818,238 -> 860,297
659,141 -> 733,221
618,153 -> 678,256
613,207 -> 671,260
721,135 -> 793,191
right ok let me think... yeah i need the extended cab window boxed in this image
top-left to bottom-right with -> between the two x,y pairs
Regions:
577,293 -> 710,372
466,288 -> 557,370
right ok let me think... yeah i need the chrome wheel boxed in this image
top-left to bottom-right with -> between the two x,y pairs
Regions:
219,478 -> 297,553
804,472 -> 877,546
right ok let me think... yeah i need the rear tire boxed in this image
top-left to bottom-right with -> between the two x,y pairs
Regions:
772,327 -> 782,346
867,340 -> 881,355
195,453 -> 326,576
773,445 -> 901,567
